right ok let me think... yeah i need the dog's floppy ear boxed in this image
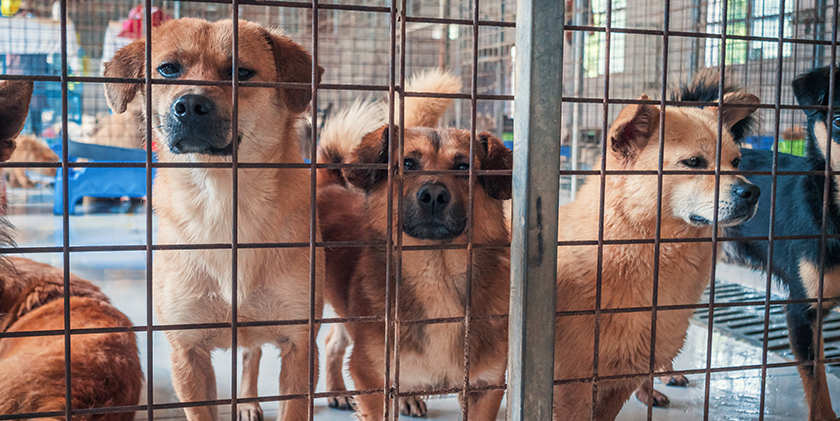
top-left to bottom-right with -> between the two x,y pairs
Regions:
345,125 -> 392,191
0,80 -> 33,161
478,132 -> 512,200
103,39 -> 146,114
792,66 -> 834,116
609,94 -> 659,162
264,30 -> 324,114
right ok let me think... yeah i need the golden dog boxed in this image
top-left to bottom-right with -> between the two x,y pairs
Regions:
553,92 -> 761,420
103,18 -> 323,421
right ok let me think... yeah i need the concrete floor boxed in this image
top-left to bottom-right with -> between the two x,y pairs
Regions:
5,187 -> 840,420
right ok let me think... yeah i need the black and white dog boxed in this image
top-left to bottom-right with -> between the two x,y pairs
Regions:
714,66 -> 840,420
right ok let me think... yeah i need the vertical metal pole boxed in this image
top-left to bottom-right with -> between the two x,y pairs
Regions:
689,0 -> 702,78
570,0 -> 586,201
506,1 -> 563,420
438,0 -> 451,68
496,59 -> 505,138
814,0 -> 827,68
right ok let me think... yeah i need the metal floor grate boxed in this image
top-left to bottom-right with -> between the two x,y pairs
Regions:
694,280 -> 840,376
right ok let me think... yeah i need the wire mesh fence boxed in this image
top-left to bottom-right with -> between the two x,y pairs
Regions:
0,0 -> 838,420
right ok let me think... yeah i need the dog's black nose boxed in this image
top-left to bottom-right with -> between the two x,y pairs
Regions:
417,183 -> 450,215
172,94 -> 216,123
733,183 -> 760,204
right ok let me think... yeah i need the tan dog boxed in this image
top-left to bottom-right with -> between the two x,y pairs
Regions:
6,135 -> 58,188
103,18 -> 324,421
317,72 -> 512,421
0,257 -> 142,420
553,93 -> 761,420
83,98 -> 145,149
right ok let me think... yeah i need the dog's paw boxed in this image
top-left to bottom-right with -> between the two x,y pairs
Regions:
399,396 -> 427,418
635,387 -> 670,407
664,374 -> 689,387
237,402 -> 263,421
327,395 -> 353,411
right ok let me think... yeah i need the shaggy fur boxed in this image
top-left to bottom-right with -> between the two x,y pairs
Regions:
103,18 -> 324,421
553,89 -> 760,420
317,70 -> 511,420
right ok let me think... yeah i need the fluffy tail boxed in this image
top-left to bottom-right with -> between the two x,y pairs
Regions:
395,68 -> 462,128
670,68 -> 757,143
317,99 -> 385,187
317,69 -> 461,187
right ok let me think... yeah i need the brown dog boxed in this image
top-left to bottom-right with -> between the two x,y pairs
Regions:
0,80 -> 142,419
0,80 -> 34,211
552,93 -> 761,420
0,80 -> 33,162
317,72 -> 512,421
6,134 -> 59,188
0,257 -> 143,420
103,18 -> 323,421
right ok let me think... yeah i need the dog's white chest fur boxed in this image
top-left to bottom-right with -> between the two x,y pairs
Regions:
152,166 -> 322,347
396,250 -> 501,390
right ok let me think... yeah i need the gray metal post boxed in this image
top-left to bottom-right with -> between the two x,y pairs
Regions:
570,0 -> 587,200
506,0 -> 563,420
814,0 -> 827,68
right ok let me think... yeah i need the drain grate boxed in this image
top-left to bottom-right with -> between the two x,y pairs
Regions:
694,280 -> 840,376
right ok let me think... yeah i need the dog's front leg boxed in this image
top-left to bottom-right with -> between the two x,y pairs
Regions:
239,346 -> 264,421
168,339 -> 219,421
463,388 -> 504,421
325,324 -> 353,410
277,337 -> 318,421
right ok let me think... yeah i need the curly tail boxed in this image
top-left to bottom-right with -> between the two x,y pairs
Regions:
395,68 -> 462,128
317,99 -> 385,188
317,69 -> 461,188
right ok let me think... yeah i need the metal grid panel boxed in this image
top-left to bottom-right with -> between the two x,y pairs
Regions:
0,0 -> 839,420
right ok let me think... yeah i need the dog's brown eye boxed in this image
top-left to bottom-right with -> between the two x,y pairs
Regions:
157,63 -> 181,78
732,157 -> 741,168
404,158 -> 419,171
237,68 -> 255,81
454,163 -> 469,171
226,68 -> 256,81
681,156 -> 707,168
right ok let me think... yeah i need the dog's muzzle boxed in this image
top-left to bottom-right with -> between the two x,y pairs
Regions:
403,182 -> 467,240
690,181 -> 761,226
166,94 -> 235,156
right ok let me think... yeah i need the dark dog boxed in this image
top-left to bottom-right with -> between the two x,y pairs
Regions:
0,80 -> 34,213
717,66 -> 840,420
317,74 -> 512,420
0,80 -> 33,162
